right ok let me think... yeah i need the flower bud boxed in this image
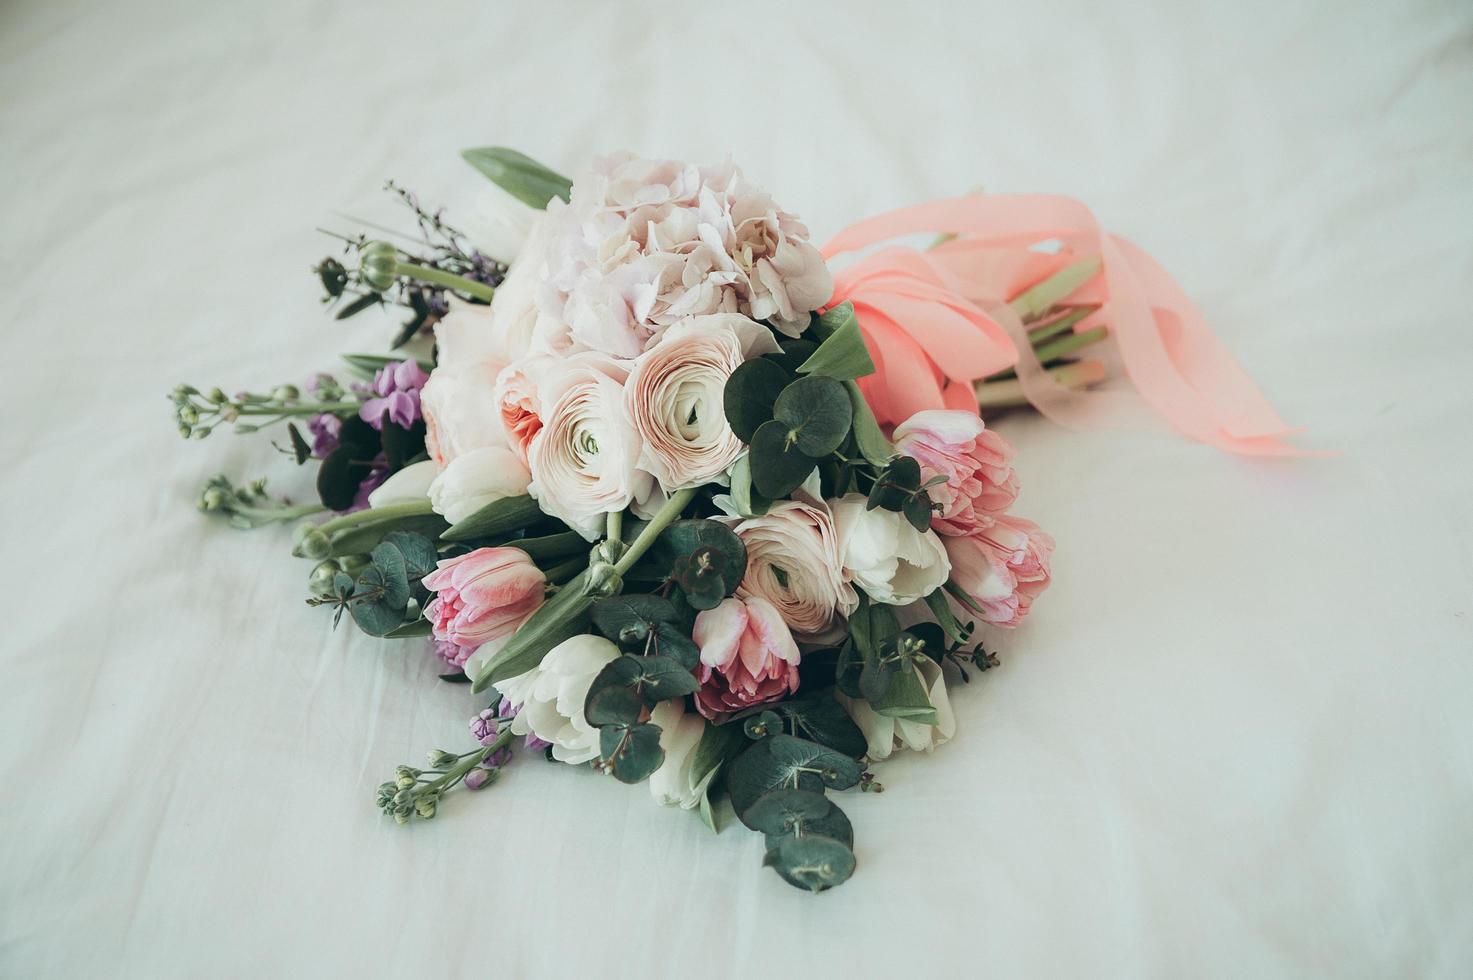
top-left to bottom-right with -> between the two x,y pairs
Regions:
272,384 -> 300,402
207,387 -> 227,404
414,797 -> 438,819
292,524 -> 332,559
308,560 -> 341,595
465,767 -> 499,792
199,487 -> 226,512
178,405 -> 199,426
427,749 -> 459,768
358,240 -> 399,291
392,809 -> 410,825
394,765 -> 420,786
585,562 -> 623,598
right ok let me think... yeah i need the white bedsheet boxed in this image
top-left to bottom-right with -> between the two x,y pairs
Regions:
2,1 -> 1471,976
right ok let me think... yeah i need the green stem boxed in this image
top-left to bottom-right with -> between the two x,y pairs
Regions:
234,501 -> 327,525
428,729 -> 514,793
316,498 -> 435,536
985,326 -> 1109,382
606,509 -> 624,546
395,261 -> 497,303
974,360 -> 1108,411
234,401 -> 363,417
1027,306 -> 1095,342
613,489 -> 696,576
1008,256 -> 1102,321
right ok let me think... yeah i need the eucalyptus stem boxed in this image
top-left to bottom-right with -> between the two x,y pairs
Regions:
394,261 -> 497,302
614,489 -> 696,576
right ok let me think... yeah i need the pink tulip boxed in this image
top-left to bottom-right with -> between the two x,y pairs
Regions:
893,409 -> 1019,535
944,516 -> 1055,628
422,547 -> 546,649
691,596 -> 801,721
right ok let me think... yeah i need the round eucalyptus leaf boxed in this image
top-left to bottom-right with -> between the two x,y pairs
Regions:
584,659 -> 645,727
742,787 -> 834,836
368,541 -> 412,608
885,455 -> 922,492
379,530 -> 439,579
763,834 -> 857,893
723,357 -> 792,443
348,567 -> 410,637
653,621 -> 700,669
903,493 -> 934,532
749,419 -> 817,499
783,692 -> 868,759
590,595 -> 679,649
761,801 -> 855,852
743,710 -> 783,741
773,375 -> 852,458
727,734 -> 864,826
654,519 -> 746,573
599,722 -> 665,784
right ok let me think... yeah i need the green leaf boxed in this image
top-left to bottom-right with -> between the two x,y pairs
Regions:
797,302 -> 875,381
584,660 -> 646,727
316,444 -> 371,512
348,567 -> 409,636
773,375 -> 852,458
341,353 -> 434,378
726,735 -> 863,827
743,711 -> 783,740
590,594 -> 677,648
844,380 -> 894,466
653,621 -> 700,670
749,419 -> 817,498
440,495 -> 545,542
923,588 -> 969,645
742,787 -> 833,836
868,663 -> 938,725
286,423 -> 312,465
903,493 -> 934,532
328,514 -> 449,559
763,834 -> 856,893
460,146 -> 572,209
727,454 -> 771,518
672,547 -> 730,610
367,541 -> 411,609
723,358 -> 792,443
386,618 -> 432,639
598,722 -> 665,784
651,520 -> 747,586
512,530 -> 587,563
783,692 -> 867,759
380,418 -> 423,472
689,721 -> 746,799
472,571 -> 592,691
767,338 -> 818,375
379,530 -> 439,579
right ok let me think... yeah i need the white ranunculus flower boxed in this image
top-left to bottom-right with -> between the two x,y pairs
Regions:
712,487 -> 858,640
836,657 -> 956,761
626,313 -> 780,490
426,445 -> 531,524
526,352 -> 652,540
366,459 -> 438,508
494,635 -> 620,765
829,494 -> 951,605
647,700 -> 709,809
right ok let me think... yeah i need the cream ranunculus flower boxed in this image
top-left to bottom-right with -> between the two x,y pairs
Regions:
625,313 -> 780,490
647,700 -> 710,809
493,635 -> 620,765
836,656 -> 956,761
526,352 -> 653,540
427,445 -> 531,525
713,486 -> 857,640
829,494 -> 951,605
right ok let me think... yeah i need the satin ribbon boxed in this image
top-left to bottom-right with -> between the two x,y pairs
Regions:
822,195 -> 1304,455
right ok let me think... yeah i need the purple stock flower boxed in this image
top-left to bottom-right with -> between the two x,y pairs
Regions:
434,637 -> 479,669
359,360 -> 429,431
470,709 -> 512,767
498,697 -> 551,752
308,413 -> 341,458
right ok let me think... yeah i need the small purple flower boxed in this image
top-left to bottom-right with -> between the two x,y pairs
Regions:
470,709 -> 499,746
434,638 -> 480,669
308,413 -> 341,458
346,458 -> 390,513
498,697 -> 551,752
359,360 -> 430,431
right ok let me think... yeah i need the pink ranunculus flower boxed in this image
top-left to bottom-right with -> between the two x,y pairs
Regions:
691,596 -> 801,721
422,547 -> 546,649
892,409 -> 1019,535
944,515 -> 1055,628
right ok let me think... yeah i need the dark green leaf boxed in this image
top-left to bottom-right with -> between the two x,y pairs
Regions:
286,423 -> 312,465
869,662 -> 938,725
652,520 -> 747,584
316,444 -> 370,512
653,621 -> 700,669
763,834 -> 856,893
903,493 -> 934,532
773,376 -> 852,458
689,721 -> 746,799
329,514 -> 449,559
387,619 -> 432,639
461,146 -> 572,209
727,453 -> 772,518
584,660 -> 646,726
784,692 -> 868,759
749,419 -> 817,498
767,338 -> 818,376
743,787 -> 833,836
380,530 -> 439,579
796,302 -> 875,381
598,722 -> 665,784
723,358 -> 792,443
743,711 -> 783,740
348,567 -> 409,636
726,735 -> 863,827
334,291 -> 382,320
380,418 -> 424,471
368,541 -> 411,609
441,495 -> 545,542
513,531 -> 587,563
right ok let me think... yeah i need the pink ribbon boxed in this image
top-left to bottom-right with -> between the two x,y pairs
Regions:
822,195 -> 1304,455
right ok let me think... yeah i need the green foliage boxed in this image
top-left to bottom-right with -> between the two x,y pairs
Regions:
723,358 -> 791,442
763,834 -> 857,893
589,594 -> 700,668
286,423 -> 312,465
796,302 -> 875,381
597,722 -> 665,784
647,519 -> 747,608
749,420 -> 819,498
727,454 -> 771,518
743,711 -> 782,740
440,495 -> 545,542
844,379 -> 895,466
461,146 -> 573,209
772,375 -> 852,457
726,734 -> 862,826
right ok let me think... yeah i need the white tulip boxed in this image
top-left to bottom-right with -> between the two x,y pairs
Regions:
647,700 -> 709,809
427,446 -> 531,525
829,494 -> 951,605
495,635 -> 620,765
464,184 -> 542,265
837,657 -> 957,761
366,459 -> 438,509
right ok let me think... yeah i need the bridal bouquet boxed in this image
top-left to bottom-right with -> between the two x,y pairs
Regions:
171,147 -> 1297,892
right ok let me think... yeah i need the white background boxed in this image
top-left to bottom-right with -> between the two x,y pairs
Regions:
2,1 -> 1471,976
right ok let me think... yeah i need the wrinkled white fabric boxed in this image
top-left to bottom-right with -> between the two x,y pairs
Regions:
1,1 -> 1470,977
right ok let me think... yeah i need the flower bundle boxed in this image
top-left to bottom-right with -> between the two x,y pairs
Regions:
172,147 -> 1294,892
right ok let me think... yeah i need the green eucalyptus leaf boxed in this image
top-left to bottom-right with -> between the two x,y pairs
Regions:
728,454 -> 772,518
348,567 -> 409,637
440,495 -> 545,542
651,520 -> 747,585
796,302 -> 875,380
743,787 -> 833,836
653,621 -> 700,669
749,419 -> 817,498
726,735 -> 863,827
598,722 -> 665,784
379,530 -> 439,579
773,376 -> 852,458
368,541 -> 411,608
783,692 -> 867,759
689,720 -> 746,800
903,493 -> 934,532
743,711 -> 783,740
386,618 -> 432,639
461,146 -> 572,209
768,338 -> 819,376
763,833 -> 856,893
584,664 -> 645,726
590,594 -> 679,649
723,358 -> 791,443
